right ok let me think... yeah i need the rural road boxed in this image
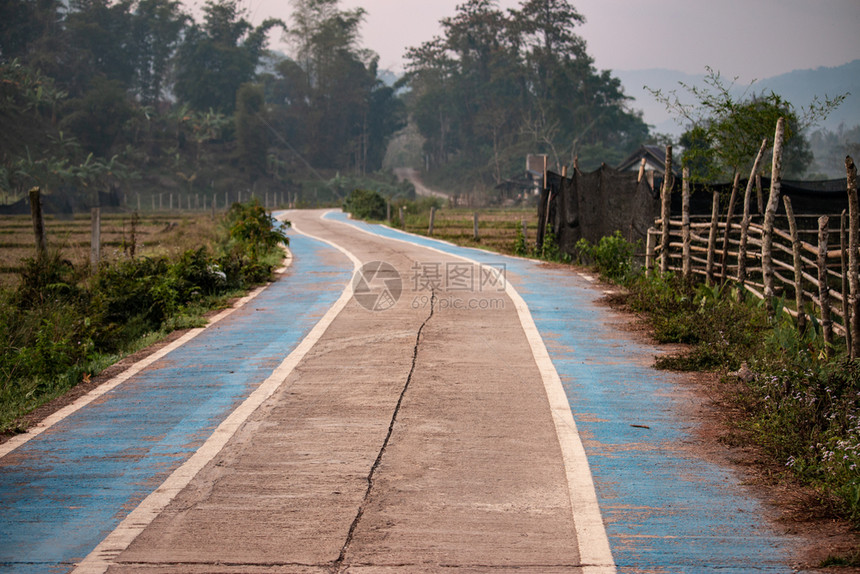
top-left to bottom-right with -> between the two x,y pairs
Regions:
0,209 -> 800,573
393,168 -> 448,199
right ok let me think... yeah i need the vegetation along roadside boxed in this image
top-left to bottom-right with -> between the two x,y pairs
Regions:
0,200 -> 288,435
575,232 -> 859,565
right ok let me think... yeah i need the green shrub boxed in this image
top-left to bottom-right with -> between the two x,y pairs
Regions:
0,201 -> 289,433
343,188 -> 387,221
574,231 -> 639,284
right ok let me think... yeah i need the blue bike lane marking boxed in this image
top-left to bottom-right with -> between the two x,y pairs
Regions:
0,226 -> 353,573
325,210 -> 799,573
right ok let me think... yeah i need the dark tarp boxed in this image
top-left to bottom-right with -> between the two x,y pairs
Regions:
537,166 -> 660,253
537,167 -> 851,255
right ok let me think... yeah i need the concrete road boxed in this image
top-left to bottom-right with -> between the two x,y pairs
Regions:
75,209 -> 610,573
0,209 -> 799,574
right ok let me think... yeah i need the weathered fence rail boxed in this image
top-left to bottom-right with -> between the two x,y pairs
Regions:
647,213 -> 849,333
646,149 -> 859,355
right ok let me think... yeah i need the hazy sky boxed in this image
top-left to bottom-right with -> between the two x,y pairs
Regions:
229,0 -> 860,82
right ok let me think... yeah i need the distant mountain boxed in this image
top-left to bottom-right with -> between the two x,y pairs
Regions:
615,60 -> 860,137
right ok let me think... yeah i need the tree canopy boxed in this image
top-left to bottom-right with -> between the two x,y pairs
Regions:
648,67 -> 845,181
1,0 -> 405,208
403,0 -> 649,189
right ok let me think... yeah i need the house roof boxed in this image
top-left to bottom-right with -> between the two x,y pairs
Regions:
616,145 -> 676,175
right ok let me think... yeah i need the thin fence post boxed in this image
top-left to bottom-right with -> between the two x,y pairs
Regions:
841,210 -> 852,354
706,191 -> 720,285
428,206 -> 436,235
522,219 -> 528,245
682,166 -> 691,280
720,171 -> 741,285
645,227 -> 656,277
762,117 -> 785,314
473,212 -> 480,241
660,145 -> 673,275
737,138 -> 768,300
29,187 -> 46,258
90,207 -> 101,270
818,215 -> 833,350
783,196 -> 806,333
847,155 -> 860,358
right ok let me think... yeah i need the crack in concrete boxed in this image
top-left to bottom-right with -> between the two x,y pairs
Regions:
333,289 -> 437,573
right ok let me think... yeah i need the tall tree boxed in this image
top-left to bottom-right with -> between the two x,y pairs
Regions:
130,0 -> 188,105
404,0 -> 646,185
174,0 -> 282,113
235,83 -> 268,181
277,0 -> 403,172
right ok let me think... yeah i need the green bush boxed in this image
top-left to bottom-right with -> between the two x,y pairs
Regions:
343,188 -> 387,221
574,231 -> 638,284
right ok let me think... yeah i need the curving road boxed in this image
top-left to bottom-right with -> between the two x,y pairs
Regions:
0,210 -> 800,573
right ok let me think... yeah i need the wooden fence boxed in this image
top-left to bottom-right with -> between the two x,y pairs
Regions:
645,127 -> 860,357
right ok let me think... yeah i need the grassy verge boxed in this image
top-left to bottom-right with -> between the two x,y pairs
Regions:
571,235 -> 860,539
0,200 -> 288,434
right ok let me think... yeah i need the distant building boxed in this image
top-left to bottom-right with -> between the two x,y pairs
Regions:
616,145 -> 678,177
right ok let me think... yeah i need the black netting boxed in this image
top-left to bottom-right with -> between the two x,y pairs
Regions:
538,168 -> 851,256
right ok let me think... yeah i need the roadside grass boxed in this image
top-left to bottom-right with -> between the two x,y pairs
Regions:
0,212 -> 224,287
0,201 -> 288,434
569,235 -> 860,541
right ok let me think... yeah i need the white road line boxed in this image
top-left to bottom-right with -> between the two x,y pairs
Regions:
74,217 -> 361,574
328,212 -> 616,573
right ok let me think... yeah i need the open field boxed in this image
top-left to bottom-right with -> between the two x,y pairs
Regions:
397,207 -> 539,255
0,212 -> 222,287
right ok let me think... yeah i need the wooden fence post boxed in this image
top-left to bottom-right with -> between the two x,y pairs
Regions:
428,206 -> 436,235
660,145 -> 673,275
28,187 -> 46,258
783,196 -> 806,333
818,216 -> 833,350
473,212 -> 480,241
682,166 -> 691,279
847,155 -> 860,358
706,190 -> 720,285
90,207 -> 101,270
762,117 -> 785,313
645,227 -> 656,277
841,211 -> 852,355
720,171 -> 742,284
737,138 -> 768,299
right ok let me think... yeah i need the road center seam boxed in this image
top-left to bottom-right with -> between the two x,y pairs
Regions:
334,289 -> 437,572
325,211 -> 617,573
